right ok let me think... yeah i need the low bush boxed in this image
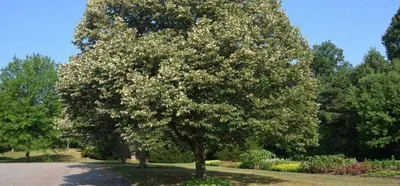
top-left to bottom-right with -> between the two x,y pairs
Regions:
259,161 -> 275,170
238,161 -> 255,169
301,154 -> 356,174
183,177 -> 230,186
81,146 -> 115,160
206,160 -> 223,167
239,150 -> 276,168
366,170 -> 400,177
367,157 -> 400,171
206,160 -> 241,168
335,162 -> 378,175
271,163 -> 302,172
149,145 -> 194,163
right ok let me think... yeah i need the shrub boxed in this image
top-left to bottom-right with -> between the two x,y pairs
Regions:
215,145 -> 242,162
81,146 -> 114,160
149,145 -> 194,163
271,163 -> 302,172
367,157 -> 400,171
366,170 -> 400,177
239,150 -> 276,168
206,160 -> 223,167
40,154 -> 53,162
335,162 -> 378,175
301,154 -> 356,174
238,161 -> 255,169
183,177 -> 230,186
206,160 -> 242,168
259,161 -> 275,170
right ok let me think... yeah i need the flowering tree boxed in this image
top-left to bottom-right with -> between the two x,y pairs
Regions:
58,0 -> 319,179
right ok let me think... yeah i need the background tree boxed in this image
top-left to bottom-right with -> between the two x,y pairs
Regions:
352,48 -> 389,81
59,0 -> 319,179
309,41 -> 356,157
0,54 -> 61,162
310,40 -> 349,77
347,59 -> 400,159
382,7 -> 400,61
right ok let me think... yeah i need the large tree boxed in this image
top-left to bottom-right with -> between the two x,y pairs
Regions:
310,41 -> 356,157
0,54 -> 61,162
348,59 -> 400,158
58,0 -> 319,178
382,7 -> 400,61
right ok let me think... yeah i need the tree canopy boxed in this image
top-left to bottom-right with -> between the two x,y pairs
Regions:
382,7 -> 400,61
58,0 -> 319,178
0,54 -> 61,161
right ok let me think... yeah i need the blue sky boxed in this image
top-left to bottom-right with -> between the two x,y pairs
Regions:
0,1 -> 398,68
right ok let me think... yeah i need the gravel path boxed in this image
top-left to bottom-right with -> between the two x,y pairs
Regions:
0,163 -> 131,186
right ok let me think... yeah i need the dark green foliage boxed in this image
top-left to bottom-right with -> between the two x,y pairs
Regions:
347,60 -> 400,156
0,145 -> 8,154
80,131 -> 130,160
382,7 -> 400,61
0,54 -> 61,159
149,144 -> 194,163
214,136 -> 262,161
311,40 -> 349,77
301,155 -> 355,173
310,41 -> 357,157
215,145 -> 242,162
183,177 -> 230,186
316,67 -> 356,157
238,161 -> 256,169
81,145 -> 119,160
353,48 -> 389,81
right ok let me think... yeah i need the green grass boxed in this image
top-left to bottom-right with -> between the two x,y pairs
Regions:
110,163 -> 400,186
0,148 -> 102,163
2,149 -> 400,185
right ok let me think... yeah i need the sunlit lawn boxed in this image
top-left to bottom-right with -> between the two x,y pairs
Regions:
0,148 -> 101,163
2,149 -> 399,185
111,163 -> 400,186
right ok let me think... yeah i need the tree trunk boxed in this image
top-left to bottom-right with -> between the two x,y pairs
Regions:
138,148 -> 148,168
119,139 -> 130,164
25,152 -> 30,163
194,142 -> 206,179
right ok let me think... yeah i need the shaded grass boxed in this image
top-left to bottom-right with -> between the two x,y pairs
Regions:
0,148 -> 102,163
110,163 -> 400,186
110,163 -> 283,186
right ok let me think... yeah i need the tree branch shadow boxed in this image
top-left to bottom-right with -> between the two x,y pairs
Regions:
110,163 -> 286,186
61,164 -> 130,186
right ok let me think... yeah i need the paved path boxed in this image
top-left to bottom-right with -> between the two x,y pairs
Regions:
0,163 -> 131,186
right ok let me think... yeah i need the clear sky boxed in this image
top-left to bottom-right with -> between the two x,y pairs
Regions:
0,1 -> 398,68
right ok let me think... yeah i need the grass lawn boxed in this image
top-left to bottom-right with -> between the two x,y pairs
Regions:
2,149 -> 399,185
0,148 -> 102,163
110,163 -> 400,186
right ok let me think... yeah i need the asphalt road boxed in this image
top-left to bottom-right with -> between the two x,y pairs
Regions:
0,163 -> 131,186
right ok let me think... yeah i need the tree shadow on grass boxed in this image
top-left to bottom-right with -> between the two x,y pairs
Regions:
107,163 -> 286,186
61,164 -> 131,186
0,154 -> 74,163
